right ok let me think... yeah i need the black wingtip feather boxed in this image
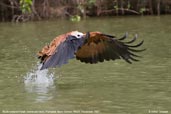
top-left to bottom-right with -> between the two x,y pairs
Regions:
128,40 -> 144,48
128,48 -> 146,52
118,33 -> 145,64
127,51 -> 142,58
129,56 -> 139,62
125,34 -> 137,44
125,59 -> 132,64
118,32 -> 128,40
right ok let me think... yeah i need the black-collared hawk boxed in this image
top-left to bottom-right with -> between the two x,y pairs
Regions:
37,31 -> 145,70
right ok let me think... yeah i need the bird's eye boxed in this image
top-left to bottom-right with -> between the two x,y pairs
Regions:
77,35 -> 80,37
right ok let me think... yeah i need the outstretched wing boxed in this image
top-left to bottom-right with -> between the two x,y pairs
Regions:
75,32 -> 145,64
40,36 -> 85,70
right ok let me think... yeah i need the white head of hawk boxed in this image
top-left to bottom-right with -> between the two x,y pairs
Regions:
70,31 -> 84,39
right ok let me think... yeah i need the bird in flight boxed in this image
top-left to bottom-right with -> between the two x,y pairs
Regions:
37,31 -> 145,70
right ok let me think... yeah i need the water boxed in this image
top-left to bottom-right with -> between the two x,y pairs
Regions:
0,16 -> 171,114
24,63 -> 55,103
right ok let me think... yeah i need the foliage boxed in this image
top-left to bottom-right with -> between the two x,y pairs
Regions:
1,0 -> 171,22
87,0 -> 96,5
139,7 -> 146,14
114,5 -> 119,10
70,15 -> 81,22
20,0 -> 32,14
86,0 -> 96,9
127,1 -> 131,9
77,4 -> 85,14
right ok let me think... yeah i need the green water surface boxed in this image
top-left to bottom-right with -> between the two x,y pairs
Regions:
0,16 -> 171,114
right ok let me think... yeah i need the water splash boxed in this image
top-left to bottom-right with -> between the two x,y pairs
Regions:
24,63 -> 55,102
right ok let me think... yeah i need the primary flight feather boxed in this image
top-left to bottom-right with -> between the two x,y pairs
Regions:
37,31 -> 145,70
